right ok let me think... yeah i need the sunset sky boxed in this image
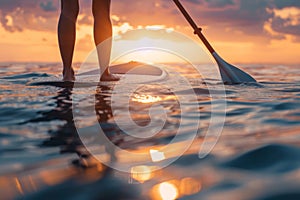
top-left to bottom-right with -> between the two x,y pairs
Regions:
0,0 -> 299,64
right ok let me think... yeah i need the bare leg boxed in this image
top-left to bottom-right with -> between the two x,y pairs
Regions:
58,0 -> 79,81
92,0 -> 120,81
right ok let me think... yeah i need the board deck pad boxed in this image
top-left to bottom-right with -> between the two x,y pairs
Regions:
28,61 -> 167,88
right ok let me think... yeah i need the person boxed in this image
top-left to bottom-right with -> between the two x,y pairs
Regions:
58,0 -> 120,81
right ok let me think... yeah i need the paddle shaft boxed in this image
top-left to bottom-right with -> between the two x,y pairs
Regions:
173,0 -> 215,54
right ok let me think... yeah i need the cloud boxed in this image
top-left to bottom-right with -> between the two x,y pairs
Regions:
76,34 -> 93,51
273,0 -> 300,9
0,0 -> 299,42
78,14 -> 93,26
0,0 -> 59,32
187,0 -> 235,8
115,28 -> 188,43
271,16 -> 300,36
173,0 -> 300,41
40,1 -> 57,12
205,0 -> 235,8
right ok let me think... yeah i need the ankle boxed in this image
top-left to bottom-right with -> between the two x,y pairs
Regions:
63,67 -> 74,75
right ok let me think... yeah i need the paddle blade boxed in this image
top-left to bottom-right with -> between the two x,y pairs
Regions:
212,52 -> 256,84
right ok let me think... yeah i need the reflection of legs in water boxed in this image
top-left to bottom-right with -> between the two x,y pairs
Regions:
95,85 -> 120,163
58,0 -> 78,81
92,0 -> 120,82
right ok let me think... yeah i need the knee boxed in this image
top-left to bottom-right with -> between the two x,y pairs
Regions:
92,0 -> 111,22
92,7 -> 110,21
61,3 -> 79,21
92,11 -> 111,24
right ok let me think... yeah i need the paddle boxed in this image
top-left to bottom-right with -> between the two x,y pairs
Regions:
173,0 -> 256,84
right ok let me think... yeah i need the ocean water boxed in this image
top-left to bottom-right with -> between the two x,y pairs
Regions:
0,63 -> 300,200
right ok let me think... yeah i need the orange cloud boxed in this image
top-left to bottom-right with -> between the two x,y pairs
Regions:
0,0 -> 299,63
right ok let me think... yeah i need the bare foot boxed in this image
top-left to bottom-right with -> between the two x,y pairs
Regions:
63,68 -> 75,82
100,73 -> 120,82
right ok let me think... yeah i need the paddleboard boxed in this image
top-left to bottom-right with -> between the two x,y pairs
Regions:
28,61 -> 167,88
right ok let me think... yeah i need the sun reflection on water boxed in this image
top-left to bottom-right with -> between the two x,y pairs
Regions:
150,177 -> 202,199
150,149 -> 166,162
131,165 -> 153,183
158,182 -> 178,200
132,94 -> 162,104
179,177 -> 202,196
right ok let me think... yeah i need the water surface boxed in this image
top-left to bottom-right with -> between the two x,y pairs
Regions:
0,63 -> 299,200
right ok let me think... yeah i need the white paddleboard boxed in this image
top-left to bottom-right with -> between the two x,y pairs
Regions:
28,61 -> 167,88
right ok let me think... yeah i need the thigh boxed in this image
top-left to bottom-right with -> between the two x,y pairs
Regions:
92,0 -> 111,15
61,0 -> 79,12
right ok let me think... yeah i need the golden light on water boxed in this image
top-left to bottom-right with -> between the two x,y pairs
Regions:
158,182 -> 179,200
179,177 -> 202,196
14,178 -> 24,195
132,94 -> 162,104
150,149 -> 166,162
150,178 -> 201,199
131,165 -> 152,183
